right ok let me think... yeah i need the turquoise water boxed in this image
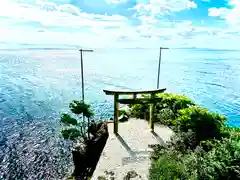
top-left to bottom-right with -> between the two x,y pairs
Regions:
0,48 -> 239,178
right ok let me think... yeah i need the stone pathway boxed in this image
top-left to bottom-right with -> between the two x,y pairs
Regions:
91,119 -> 174,180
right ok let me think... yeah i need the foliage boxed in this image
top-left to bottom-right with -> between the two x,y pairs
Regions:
149,150 -> 197,180
222,126 -> 240,139
144,92 -> 240,180
155,93 -> 195,114
118,106 -> 131,119
198,137 -> 240,180
118,109 -> 127,117
61,128 -> 81,140
61,114 -> 78,126
154,108 -> 175,126
69,100 -> 94,118
149,132 -> 240,180
60,100 -> 94,142
129,104 -> 149,119
175,106 -> 227,149
168,130 -> 198,153
129,93 -> 195,126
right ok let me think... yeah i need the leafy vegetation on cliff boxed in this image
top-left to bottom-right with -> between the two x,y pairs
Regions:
60,100 -> 109,180
129,93 -> 240,180
60,100 -> 94,142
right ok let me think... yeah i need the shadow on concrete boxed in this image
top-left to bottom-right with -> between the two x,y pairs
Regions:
116,133 -> 155,165
151,131 -> 165,145
116,133 -> 136,157
115,133 -> 153,155
114,131 -> 167,166
115,132 -> 165,156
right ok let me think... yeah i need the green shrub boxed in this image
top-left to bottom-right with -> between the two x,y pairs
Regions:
129,93 -> 195,126
155,93 -> 195,114
149,135 -> 240,180
69,100 -> 94,118
61,113 -> 78,126
198,137 -> 240,180
146,92 -> 239,180
222,126 -> 240,139
155,108 -> 175,126
175,106 -> 226,148
60,100 -> 94,142
129,103 -> 149,119
170,130 -> 198,153
149,153 -> 186,180
118,106 -> 131,117
199,139 -> 221,152
149,150 -> 197,180
61,128 -> 81,140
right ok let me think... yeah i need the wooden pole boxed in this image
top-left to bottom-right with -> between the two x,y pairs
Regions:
133,94 -> 137,99
149,93 -> 155,132
79,49 -> 93,135
114,94 -> 119,134
79,49 -> 94,102
80,49 -> 84,102
157,47 -> 169,89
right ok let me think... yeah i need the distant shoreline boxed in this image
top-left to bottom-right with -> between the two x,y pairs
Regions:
1,47 -> 240,51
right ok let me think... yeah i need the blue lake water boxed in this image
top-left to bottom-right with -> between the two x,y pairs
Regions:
0,48 -> 239,179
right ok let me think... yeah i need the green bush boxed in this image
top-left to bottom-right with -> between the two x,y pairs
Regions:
222,126 -> 240,139
149,149 -> 197,180
61,128 -> 81,140
129,103 -> 149,119
155,93 -> 195,114
149,133 -> 240,180
60,100 -> 94,142
198,137 -> 240,180
118,106 -> 131,117
145,92 -> 240,180
175,106 -> 227,148
155,108 -> 175,126
129,93 -> 195,126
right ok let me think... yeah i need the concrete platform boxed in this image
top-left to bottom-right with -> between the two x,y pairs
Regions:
91,119 -> 174,180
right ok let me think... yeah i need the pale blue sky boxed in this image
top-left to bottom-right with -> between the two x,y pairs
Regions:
0,0 -> 239,49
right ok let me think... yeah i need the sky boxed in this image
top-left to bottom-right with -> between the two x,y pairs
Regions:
0,0 -> 240,49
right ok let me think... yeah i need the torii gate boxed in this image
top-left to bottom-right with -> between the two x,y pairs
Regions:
103,88 -> 166,134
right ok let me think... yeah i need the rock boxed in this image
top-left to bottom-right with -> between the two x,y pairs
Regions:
119,114 -> 129,122
88,121 -> 99,137
123,170 -> 139,180
72,121 -> 109,179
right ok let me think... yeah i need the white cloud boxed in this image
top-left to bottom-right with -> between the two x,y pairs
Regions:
105,0 -> 128,4
208,0 -> 240,25
0,0 -> 134,48
0,0 -> 128,28
1,0 -> 240,49
208,7 -> 228,17
187,1 -> 197,9
131,0 -> 197,17
225,0 -> 240,25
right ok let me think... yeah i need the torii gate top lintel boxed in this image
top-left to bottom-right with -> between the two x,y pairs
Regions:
103,88 -> 166,95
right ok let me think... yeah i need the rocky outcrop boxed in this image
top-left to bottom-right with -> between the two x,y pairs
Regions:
72,121 -> 109,179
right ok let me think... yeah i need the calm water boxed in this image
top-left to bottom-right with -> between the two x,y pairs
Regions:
0,48 -> 240,179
